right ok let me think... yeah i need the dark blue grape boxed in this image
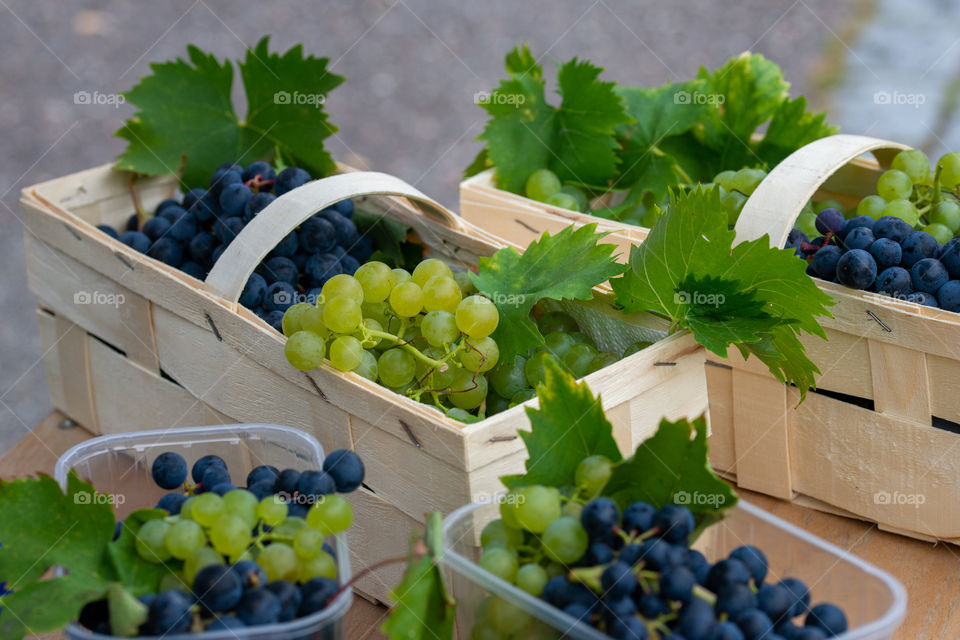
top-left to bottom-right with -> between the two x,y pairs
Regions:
220,183 -> 254,218
142,216 -> 171,241
291,251 -> 310,272
158,204 -> 187,223
936,280 -> 960,312
805,603 -> 847,637
236,587 -> 281,625
349,235 -> 375,263
333,198 -> 354,217
265,580 -> 301,622
563,602 -> 592,624
876,266 -> 911,298
679,598 -> 716,639
201,464 -> 231,490
120,231 -> 151,253
78,599 -> 109,632
210,482 -> 234,496
609,615 -> 648,639
146,590 -> 193,635
873,215 -> 913,243
124,213 -> 141,231
778,578 -> 810,617
155,199 -> 180,216
706,559 -> 751,593
287,501 -> 309,519
542,576 -> 573,607
729,545 -> 767,584
637,592 -> 670,618
244,191 -> 278,223
653,504 -> 694,543
207,615 -> 246,630
299,216 -> 337,254
341,255 -> 360,275
901,231 -> 941,268
182,188 -> 206,210
601,562 -> 636,599
320,209 -> 360,247
297,470 -> 337,500
841,214 -> 875,238
735,608 -> 774,640
908,291 -> 939,307
190,191 -> 221,224
263,282 -> 297,312
215,216 -> 246,245
304,288 -> 322,305
940,237 -> 960,278
323,449 -> 365,493
180,261 -> 206,280
275,167 -> 311,195
239,272 -> 268,309
156,492 -> 187,514
637,538 -> 670,571
842,226 -> 874,251
210,168 -> 242,197
331,245 -> 347,259
167,211 -> 197,243
836,249 -> 877,289
262,256 -> 299,287
809,246 -> 842,280
97,224 -> 119,239
232,560 -> 268,589
786,228 -> 808,246
869,238 -> 901,270
188,232 -> 218,266
581,498 -> 620,538
276,469 -> 302,495
584,541 -> 615,565
660,565 -> 695,602
665,542 -> 689,568
246,465 -> 279,489
242,161 -> 276,184
715,583 -> 757,618
617,544 -> 641,567
757,583 -> 794,624
147,238 -> 184,267
191,454 -> 227,483
911,257 -> 949,293
248,479 -> 278,501
775,620 -> 803,639
795,626 -> 828,640
270,230 -> 299,258
814,209 -> 844,236
603,595 -> 636,627
298,577 -> 338,616
304,253 -> 342,288
194,565 -> 243,613
151,452 -> 187,489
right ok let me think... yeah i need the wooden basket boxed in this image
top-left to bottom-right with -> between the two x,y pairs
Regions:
21,165 -> 709,602
706,134 -> 960,543
460,168 -> 642,262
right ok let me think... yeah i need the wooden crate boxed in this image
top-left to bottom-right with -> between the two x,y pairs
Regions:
706,133 -> 960,543
21,165 -> 709,603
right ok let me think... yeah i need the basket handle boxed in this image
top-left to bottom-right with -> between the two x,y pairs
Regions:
205,171 -> 464,304
733,134 -> 911,248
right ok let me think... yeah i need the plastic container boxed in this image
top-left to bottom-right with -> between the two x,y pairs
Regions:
54,424 -> 352,640
443,499 -> 906,640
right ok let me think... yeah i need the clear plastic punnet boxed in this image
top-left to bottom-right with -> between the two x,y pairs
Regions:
54,423 -> 352,640
443,499 -> 906,640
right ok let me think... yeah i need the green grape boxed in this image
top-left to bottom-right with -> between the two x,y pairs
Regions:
588,352 -> 618,374
307,494 -> 354,535
259,542 -> 299,582
191,492 -> 225,527
713,170 -> 736,191
354,261 -> 395,303
456,296 -> 499,339
445,407 -> 478,423
511,388 -> 536,405
795,210 -> 819,236
543,331 -> 577,359
448,367 -> 488,410
514,485 -> 561,533
322,274 -> 364,304
389,281 -> 424,317
392,268 -> 412,285
284,331 -> 326,371
223,489 -> 258,526
164,519 -> 207,560
877,169 -> 913,201
257,495 -> 288,527
324,297 -> 363,333
857,194 -> 887,220
560,185 -> 590,212
524,351 -> 552,387
421,353 -> 455,390
411,258 -> 454,287
563,343 -> 598,378
622,340 -> 654,357
489,596 -> 531,634
882,199 -> 919,226
485,392 -> 511,416
362,301 -> 390,327
924,223 -> 953,244
355,349 -> 379,381
282,302 -> 313,337
293,526 -> 326,559
892,149 -> 931,185
814,199 -> 847,216
158,572 -> 189,592
568,332 -> 593,345
356,318 -> 384,349
271,517 -> 307,539
422,276 -> 462,313
479,547 -> 519,583
537,312 -> 578,334
378,349 -> 416,387
480,519 -> 524,549
499,492 -> 523,529
135,519 -> 172,563
454,270 -> 477,296
730,168 -> 766,195
562,501 -> 583,520
330,335 -> 363,371
932,200 -> 960,232
575,454 -> 613,496
209,513 -> 252,557
516,563 -> 549,596
422,310 -> 460,347
722,191 -> 748,226
939,152 -> 960,189
299,551 -> 338,581
180,497 -> 196,520
541,516 -> 588,564
525,168 -> 562,202
184,546 -> 224,584
545,192 -> 580,211
299,305 -> 330,338
490,356 -> 529,398
461,336 -> 500,372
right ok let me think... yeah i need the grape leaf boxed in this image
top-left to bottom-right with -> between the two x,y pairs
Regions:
381,513 -> 455,640
0,472 -> 115,639
352,209 -> 413,267
603,415 -> 737,524
116,37 -> 343,189
471,224 -> 626,364
502,358 -> 623,490
755,96 -> 838,168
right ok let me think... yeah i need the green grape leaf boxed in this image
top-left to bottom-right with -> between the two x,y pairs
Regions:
107,509 -> 174,596
472,224 -> 626,364
0,472 -> 116,639
755,96 -> 838,168
116,36 -> 344,189
604,416 -> 737,523
352,209 -> 412,267
381,513 -> 455,640
463,146 -> 490,178
502,358 -> 623,490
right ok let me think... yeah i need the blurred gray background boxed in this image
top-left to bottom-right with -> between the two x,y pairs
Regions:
2,0 -> 957,455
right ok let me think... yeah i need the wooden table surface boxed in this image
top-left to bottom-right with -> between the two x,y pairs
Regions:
4,412 -> 959,639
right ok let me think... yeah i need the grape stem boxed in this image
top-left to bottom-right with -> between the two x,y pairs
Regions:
128,173 -> 148,227
365,329 -> 447,369
328,551 -> 414,604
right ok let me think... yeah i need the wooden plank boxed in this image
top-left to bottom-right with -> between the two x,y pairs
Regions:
704,361 -> 736,474
868,340 -> 931,422
730,369 -> 794,500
